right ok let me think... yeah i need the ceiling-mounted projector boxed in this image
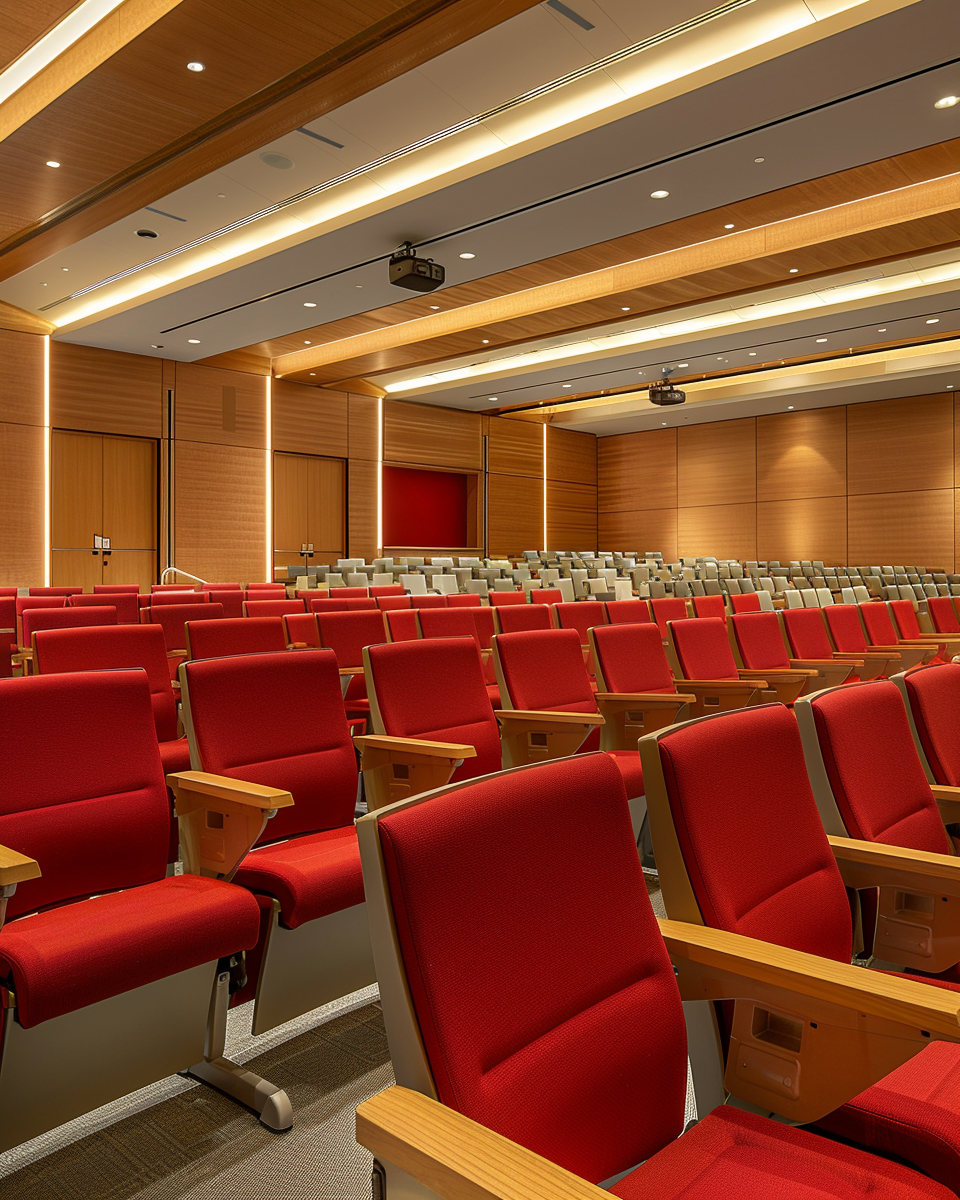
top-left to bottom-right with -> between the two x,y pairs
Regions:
648,385 -> 686,406
389,241 -> 445,292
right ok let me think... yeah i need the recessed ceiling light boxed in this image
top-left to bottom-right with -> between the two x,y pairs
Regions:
482,339 -> 489,344
489,397 -> 497,402
716,356 -> 724,360
948,384 -> 955,389
562,383 -> 572,388
430,305 -> 440,310
187,62 -> 205,72
748,352 -> 757,356
355,284 -> 362,289
934,95 -> 958,109
303,340 -> 311,344
151,344 -> 163,349
621,306 -> 630,311
45,160 -> 60,168
303,301 -> 317,307
754,157 -> 765,163
816,337 -> 828,343
650,189 -> 669,199
678,363 -> 689,367
217,192 -> 225,198
310,373 -> 316,377
61,267 -> 68,271
40,282 -> 47,286
188,338 -> 200,344
136,229 -> 158,238
459,252 -> 475,259
723,223 -> 734,229
661,421 -> 667,425
789,268 -> 799,273
787,405 -> 795,410
926,318 -> 940,324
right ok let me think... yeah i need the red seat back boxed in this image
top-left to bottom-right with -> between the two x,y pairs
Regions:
374,753 -> 687,1181
889,598 -> 923,640
446,593 -> 482,608
183,650 -> 356,841
605,599 -> 652,626
32,624 -> 178,742
244,586 -> 286,601
0,671 -> 170,919
28,587 -> 82,597
729,611 -> 790,670
366,638 -> 500,781
24,606 -> 117,645
411,595 -> 447,609
488,591 -> 526,607
928,597 -> 960,635
242,599 -> 306,618
496,629 -> 596,714
376,596 -> 412,611
201,583 -> 242,591
649,597 -> 689,637
369,586 -> 405,597
16,596 -> 65,640
94,585 -> 140,594
902,663 -> 960,787
806,681 -> 949,852
70,591 -> 138,623
860,602 -> 900,646
384,609 -> 420,641
330,587 -> 369,598
153,584 -> 198,592
554,601 -> 607,644
284,613 -> 320,647
591,623 -> 675,693
654,705 -> 852,960
147,603 -> 224,652
149,590 -> 210,606
310,597 -> 378,613
782,607 -> 834,658
418,608 -> 480,645
495,604 -> 553,633
532,588 -> 563,605
185,616 -> 286,660
670,617 -> 738,680
692,595 -> 726,622
206,589 -> 244,619
824,604 -> 868,653
729,592 -> 761,614
0,588 -> 17,598
317,610 -> 388,668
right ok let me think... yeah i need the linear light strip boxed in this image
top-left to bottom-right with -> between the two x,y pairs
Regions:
265,377 -> 273,582
542,424 -> 548,554
376,397 -> 384,555
0,0 -> 126,105
43,336 -> 51,586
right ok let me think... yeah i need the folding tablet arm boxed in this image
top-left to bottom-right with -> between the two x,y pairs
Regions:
735,667 -> 815,705
496,709 -> 603,769
830,650 -> 899,680
593,691 -> 696,750
355,736 -> 478,811
785,658 -> 854,690
674,678 -> 766,718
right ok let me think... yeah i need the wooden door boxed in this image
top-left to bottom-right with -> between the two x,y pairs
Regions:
103,435 -> 157,591
273,453 -> 345,574
52,431 -> 104,590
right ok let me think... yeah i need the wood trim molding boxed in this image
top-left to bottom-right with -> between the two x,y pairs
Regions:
273,171 -> 960,379
0,300 -> 53,335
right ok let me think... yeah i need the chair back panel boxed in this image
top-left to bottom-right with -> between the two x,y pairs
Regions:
730,612 -> 790,670
488,592 -> 526,607
317,610 -> 388,704
496,629 -> 595,712
70,592 -> 138,623
242,599 -> 306,618
860,602 -> 900,646
148,603 -> 224,651
377,596 -> 413,611
782,608 -> 833,658
28,587 -> 82,597
889,599 -> 923,640
928,597 -> 960,635
24,606 -> 117,644
205,589 -> 244,619
148,591 -> 209,606
310,597 -> 378,613
670,618 -> 737,680
728,593 -> 762,614
591,623 -> 675,693
418,609 -> 479,645
824,604 -> 868,652
384,609 -> 421,642
495,605 -> 553,633
532,588 -> 563,605
94,585 -> 140,594
446,593 -> 482,608
283,613 -> 320,647
649,598 -> 688,637
553,601 -> 607,643
411,596 -> 447,609
902,663 -> 960,787
186,616 -> 286,659
329,587 -> 369,598
692,596 -> 726,622
605,600 -> 652,625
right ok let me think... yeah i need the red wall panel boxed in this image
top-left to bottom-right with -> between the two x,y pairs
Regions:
382,465 -> 468,547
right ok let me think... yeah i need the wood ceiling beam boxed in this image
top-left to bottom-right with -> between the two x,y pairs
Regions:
273,171 -> 960,380
0,0 -> 187,142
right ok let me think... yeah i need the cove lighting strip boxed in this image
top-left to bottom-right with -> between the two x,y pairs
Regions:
542,425 -> 548,554
265,377 -> 273,581
381,257 -> 960,394
376,397 -> 384,554
0,0 -> 126,105
43,336 -> 51,586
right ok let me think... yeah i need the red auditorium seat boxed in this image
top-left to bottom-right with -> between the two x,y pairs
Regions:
15,596 -> 65,644
410,594 -> 447,608
148,590 -> 211,606
605,599 -> 653,625
244,586 -> 286,601
355,752 -> 955,1200
641,702 -> 960,1193
241,598 -> 305,618
369,585 -> 405,597
383,608 -> 420,641
692,594 -> 727,621
554,601 -> 608,651
19,606 -> 118,673
27,587 -> 82,597
0,588 -> 18,597
70,591 -> 139,623
729,591 -> 762,613
889,598 -> 960,661
446,592 -> 482,607
780,607 -> 880,681
532,587 -> 563,604
649,596 -> 690,637
824,604 -> 904,677
858,602 -> 938,668
179,649 -> 375,1033
729,610 -> 851,692
201,582 -> 242,591
0,669 -> 278,1149
310,597 -> 378,613
669,616 -> 808,705
283,612 -> 321,647
205,588 -> 244,618
927,596 -> 960,636
493,603 -> 553,632
418,606 -> 501,708
375,596 -> 412,611
145,602 -> 224,678
153,583 -> 199,592
94,584 -> 140,594
185,616 -> 287,659
0,598 -> 14,678
316,609 -> 389,724
329,587 -> 369,598
896,663 -> 960,793
488,591 -> 526,606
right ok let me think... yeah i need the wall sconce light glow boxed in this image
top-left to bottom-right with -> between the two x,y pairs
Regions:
43,337 -> 51,586
265,377 -> 273,581
376,397 -> 384,554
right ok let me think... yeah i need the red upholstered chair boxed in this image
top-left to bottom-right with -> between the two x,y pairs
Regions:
446,592 -> 482,607
418,607 -> 501,708
889,598 -> 960,662
153,583 -> 199,592
242,599 -> 305,618
0,669 -> 289,1150
185,616 -> 287,660
316,609 -> 390,725
605,599 -> 652,625
0,588 -> 17,597
410,594 -> 447,609
859,601 -> 938,669
145,602 -> 225,679
19,606 -> 118,674
369,585 -> 405,597
667,616 -> 791,708
94,584 -> 140,594
781,607 -> 881,681
201,582 -> 242,591
640,703 -> 960,1194
824,604 -> 904,677
70,591 -> 138,623
244,586 -> 286,601
310,597 -> 378,613
206,589 -> 244,619
180,649 -> 375,1036
693,594 -> 727,622
283,612 -> 320,648
355,752 -> 956,1200
15,596 -> 65,645
928,596 -> 960,635
0,598 -> 15,678
729,610 -> 852,694
384,608 -> 420,642
553,601 -> 608,677
494,603 -> 553,633
729,591 -> 762,614
376,596 -> 412,611
148,590 -> 211,606
27,587 -> 82,597
649,596 -> 690,638
330,587 -> 370,598
488,591 -> 526,606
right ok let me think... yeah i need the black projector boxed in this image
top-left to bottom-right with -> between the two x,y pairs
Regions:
389,243 -> 445,293
648,385 -> 686,406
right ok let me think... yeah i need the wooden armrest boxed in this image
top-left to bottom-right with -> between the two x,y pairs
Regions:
354,735 -> 477,759
828,834 -> 960,896
287,641 -> 309,649
593,693 -> 695,748
339,665 -> 364,676
681,678 -> 764,692
594,691 -> 696,707
496,709 -> 604,727
167,770 -> 294,810
357,1086 -> 607,1200
737,667 -> 817,681
789,659 -> 852,670
0,844 -> 41,889
497,709 -> 603,769
931,785 -> 960,824
356,736 -> 476,810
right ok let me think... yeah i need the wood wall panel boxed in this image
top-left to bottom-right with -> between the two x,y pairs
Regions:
174,362 -> 267,449
174,441 -> 266,583
348,457 -> 378,562
546,426 -> 597,485
0,421 -> 44,585
757,408 -> 846,501
678,503 -> 757,561
384,400 -> 481,470
0,329 -> 43,426
678,418 -> 756,507
348,394 -> 380,462
272,379 -> 348,457
598,508 -> 677,560
847,395 -> 954,495
547,480 -> 597,550
488,417 -> 542,478
273,452 -> 345,567
848,489 -> 954,569
50,342 -> 162,437
598,428 -> 676,512
488,474 -> 542,557
757,497 -> 847,565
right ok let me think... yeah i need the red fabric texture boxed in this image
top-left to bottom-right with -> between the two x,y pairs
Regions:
377,596 -> 413,611
0,874 -> 259,1028
33,625 -> 179,742
825,605 -> 870,653
903,663 -> 960,786
447,593 -> 482,607
242,599 -> 306,618
783,608 -> 835,658
28,587 -> 82,597
148,591 -> 209,606
185,616 -> 286,659
183,650 -> 357,844
245,586 -> 285,598
381,464 -> 468,547
411,595 -> 448,609
23,606 -> 118,645
860,603 -> 901,647
16,597 -> 66,613
367,638 -> 501,781
488,592 -> 526,607
928,598 -> 960,635
419,608 -> 481,643
94,585 -> 140,594
385,609 -> 421,641
0,671 -> 172,920
329,587 -> 369,598
555,601 -> 608,642
729,592 -> 762,614
612,1103 -> 952,1200
206,589 -> 244,618
158,736 -> 191,775
693,596 -> 727,622
317,610 -> 387,667
731,612 -> 791,670
283,613 -> 321,647
592,622 -> 676,693
369,586 -> 405,597
533,588 -> 563,605
70,592 -> 139,623
495,605 -> 554,632
496,629 -> 596,713
606,600 -> 653,625
671,617 -> 738,680
890,599 -> 924,640
153,585 -> 199,593
311,597 -> 378,613
809,682 -> 950,852
657,704 -> 853,960
148,603 -> 224,651
201,583 -> 242,590
377,753 -> 687,1184
650,598 -> 690,636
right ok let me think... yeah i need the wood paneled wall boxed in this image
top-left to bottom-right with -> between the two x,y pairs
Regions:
0,329 -> 45,584
598,394 -> 960,568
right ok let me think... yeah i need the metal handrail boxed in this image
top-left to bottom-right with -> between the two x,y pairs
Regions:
160,567 -> 209,585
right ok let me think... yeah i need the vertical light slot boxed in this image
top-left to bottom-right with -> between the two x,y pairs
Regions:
265,376 -> 273,582
43,336 -> 51,586
542,423 -> 548,553
376,396 -> 384,554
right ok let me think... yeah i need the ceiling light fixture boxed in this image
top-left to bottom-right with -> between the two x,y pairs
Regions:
816,337 -> 827,342
187,61 -> 205,72
304,340 -> 311,344
650,189 -> 669,199
787,405 -> 795,410
948,384 -> 955,389
61,267 -> 68,271
482,339 -> 489,344
459,252 -> 476,259
789,267 -> 799,273
303,301 -> 317,307
754,157 -> 765,163
927,318 -> 941,324
748,352 -> 757,356
187,338 -> 200,343
489,396 -> 497,402
935,96 -> 958,109
621,306 -> 630,311
661,421 -> 667,425
430,305 -> 440,310
723,223 -> 734,229
45,160 -> 60,168
678,363 -> 689,367
310,373 -> 316,376
562,383 -> 572,388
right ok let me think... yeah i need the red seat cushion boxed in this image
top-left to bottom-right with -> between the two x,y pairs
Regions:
158,737 -> 191,775
233,826 -> 364,930
612,1103 -> 952,1199
0,875 -> 259,1028
606,749 -> 643,798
